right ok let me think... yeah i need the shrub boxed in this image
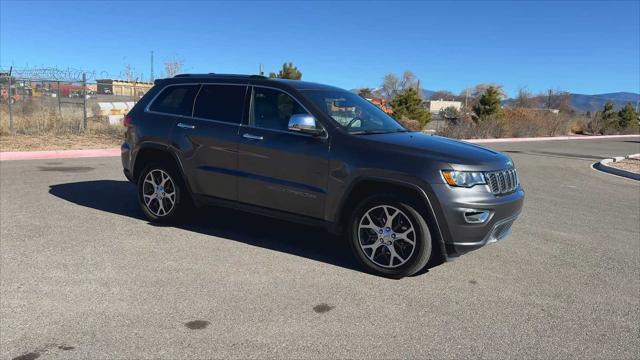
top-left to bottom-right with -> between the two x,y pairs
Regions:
397,117 -> 422,131
437,108 -> 572,139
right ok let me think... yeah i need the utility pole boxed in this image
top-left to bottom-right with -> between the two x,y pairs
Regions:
259,64 -> 264,76
82,72 -> 87,131
150,51 -> 154,82
7,66 -> 13,131
465,89 -> 469,109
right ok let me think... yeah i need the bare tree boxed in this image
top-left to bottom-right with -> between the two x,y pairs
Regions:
542,89 -> 572,113
164,57 -> 184,78
121,64 -> 137,82
515,87 -> 534,108
381,71 -> 420,100
382,73 -> 400,99
399,71 -> 418,91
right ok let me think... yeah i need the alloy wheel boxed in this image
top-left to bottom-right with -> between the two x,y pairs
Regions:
142,169 -> 176,216
358,205 -> 417,268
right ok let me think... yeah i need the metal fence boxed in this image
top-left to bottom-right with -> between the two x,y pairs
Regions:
0,73 -> 152,134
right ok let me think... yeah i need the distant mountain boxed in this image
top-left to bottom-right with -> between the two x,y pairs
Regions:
502,92 -> 639,113
569,92 -> 639,113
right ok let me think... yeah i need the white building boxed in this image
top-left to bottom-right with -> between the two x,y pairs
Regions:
426,99 -> 462,114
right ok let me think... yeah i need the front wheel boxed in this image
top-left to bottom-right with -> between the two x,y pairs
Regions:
349,196 -> 432,278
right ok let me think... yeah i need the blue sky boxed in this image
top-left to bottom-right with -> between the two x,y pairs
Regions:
1,0 -> 639,96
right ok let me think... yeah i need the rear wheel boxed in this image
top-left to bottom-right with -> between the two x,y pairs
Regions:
349,195 -> 432,278
137,162 -> 188,224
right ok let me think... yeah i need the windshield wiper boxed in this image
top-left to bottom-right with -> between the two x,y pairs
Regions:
350,129 -> 410,135
350,130 -> 392,135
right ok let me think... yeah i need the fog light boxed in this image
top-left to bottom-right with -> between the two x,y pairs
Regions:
464,209 -> 491,224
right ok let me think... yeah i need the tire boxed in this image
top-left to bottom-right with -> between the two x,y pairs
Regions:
348,195 -> 432,278
137,161 -> 189,224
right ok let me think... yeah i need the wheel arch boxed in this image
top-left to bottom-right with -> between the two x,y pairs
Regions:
132,143 -> 194,189
334,177 -> 447,264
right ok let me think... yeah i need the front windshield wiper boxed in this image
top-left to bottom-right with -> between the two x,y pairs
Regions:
350,129 -> 411,135
350,130 -> 392,135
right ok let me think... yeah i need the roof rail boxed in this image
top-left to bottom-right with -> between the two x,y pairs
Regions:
173,73 -> 268,79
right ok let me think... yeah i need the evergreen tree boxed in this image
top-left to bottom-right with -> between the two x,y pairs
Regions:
617,103 -> 638,129
268,62 -> 302,80
389,88 -> 431,128
600,101 -> 618,127
358,88 -> 374,98
473,86 -> 502,120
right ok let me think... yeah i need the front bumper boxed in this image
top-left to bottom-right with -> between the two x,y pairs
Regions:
429,183 -> 525,258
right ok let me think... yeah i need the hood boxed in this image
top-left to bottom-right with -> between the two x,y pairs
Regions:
361,132 -> 512,170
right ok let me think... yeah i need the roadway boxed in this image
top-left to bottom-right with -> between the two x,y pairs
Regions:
1,138 -> 639,359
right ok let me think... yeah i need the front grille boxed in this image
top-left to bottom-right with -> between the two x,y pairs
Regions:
485,169 -> 519,195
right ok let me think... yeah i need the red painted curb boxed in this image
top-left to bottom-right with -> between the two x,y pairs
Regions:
1,134 -> 638,161
0,148 -> 121,161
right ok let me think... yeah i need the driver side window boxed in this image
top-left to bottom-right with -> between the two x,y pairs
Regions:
250,87 -> 309,131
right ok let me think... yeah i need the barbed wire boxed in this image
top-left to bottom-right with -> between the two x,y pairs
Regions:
0,66 -> 113,82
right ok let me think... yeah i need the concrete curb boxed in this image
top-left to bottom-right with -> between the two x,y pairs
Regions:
593,153 -> 640,181
463,134 -> 640,143
1,134 -> 638,161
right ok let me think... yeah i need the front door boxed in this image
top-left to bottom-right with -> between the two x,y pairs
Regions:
237,86 -> 329,219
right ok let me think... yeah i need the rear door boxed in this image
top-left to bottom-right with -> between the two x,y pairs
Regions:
170,83 -> 248,200
237,86 -> 329,219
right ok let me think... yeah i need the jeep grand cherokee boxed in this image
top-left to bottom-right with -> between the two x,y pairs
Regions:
122,74 -> 524,278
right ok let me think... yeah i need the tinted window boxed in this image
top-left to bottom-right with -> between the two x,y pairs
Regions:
250,87 -> 309,131
193,85 -> 246,123
149,85 -> 199,116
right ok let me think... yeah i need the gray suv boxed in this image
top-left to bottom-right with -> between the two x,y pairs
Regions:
122,74 -> 524,278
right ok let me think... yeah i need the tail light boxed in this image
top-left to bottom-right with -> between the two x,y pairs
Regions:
123,114 -> 133,127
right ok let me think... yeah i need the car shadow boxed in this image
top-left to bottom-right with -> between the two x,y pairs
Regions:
49,180 -> 362,273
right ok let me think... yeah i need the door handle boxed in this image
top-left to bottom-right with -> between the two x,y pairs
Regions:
177,122 -> 195,129
242,133 -> 263,140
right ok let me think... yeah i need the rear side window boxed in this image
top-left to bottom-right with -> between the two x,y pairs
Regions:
193,85 -> 247,123
148,85 -> 199,116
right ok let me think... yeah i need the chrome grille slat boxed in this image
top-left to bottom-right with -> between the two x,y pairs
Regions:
498,172 -> 506,192
486,168 -> 518,195
510,170 -> 516,190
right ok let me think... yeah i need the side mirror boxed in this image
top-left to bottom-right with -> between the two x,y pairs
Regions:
288,114 -> 324,136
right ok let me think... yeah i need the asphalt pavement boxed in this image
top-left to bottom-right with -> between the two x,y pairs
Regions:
1,138 -> 639,359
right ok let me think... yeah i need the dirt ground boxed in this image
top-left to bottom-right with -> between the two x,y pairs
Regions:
608,157 -> 640,174
0,133 -> 122,151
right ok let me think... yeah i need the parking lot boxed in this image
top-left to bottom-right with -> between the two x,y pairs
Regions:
1,138 -> 639,359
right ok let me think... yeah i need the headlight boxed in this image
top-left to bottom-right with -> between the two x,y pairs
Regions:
442,170 -> 486,187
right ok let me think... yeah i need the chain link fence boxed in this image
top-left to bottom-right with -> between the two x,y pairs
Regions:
0,73 -> 152,135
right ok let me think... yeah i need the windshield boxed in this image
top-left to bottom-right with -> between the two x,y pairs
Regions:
302,90 -> 407,134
